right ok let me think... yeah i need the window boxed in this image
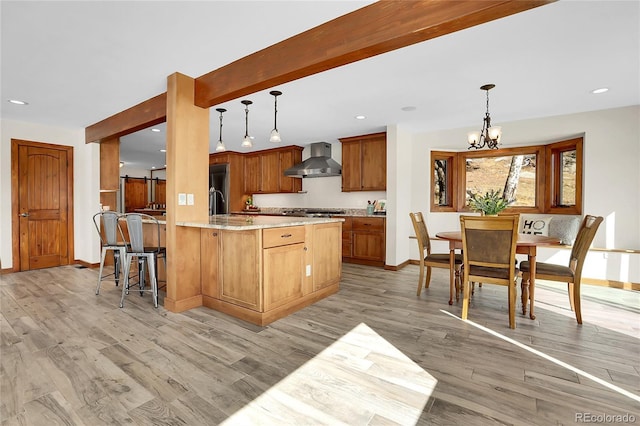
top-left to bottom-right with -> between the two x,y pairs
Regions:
430,151 -> 457,212
430,137 -> 582,214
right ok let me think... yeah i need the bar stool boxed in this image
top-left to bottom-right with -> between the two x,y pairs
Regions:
93,211 -> 127,295
120,213 -> 166,308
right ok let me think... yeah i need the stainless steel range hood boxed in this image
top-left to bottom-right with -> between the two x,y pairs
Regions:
284,142 -> 342,178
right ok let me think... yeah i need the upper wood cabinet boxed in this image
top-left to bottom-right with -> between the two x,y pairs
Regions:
243,145 -> 302,194
339,132 -> 386,191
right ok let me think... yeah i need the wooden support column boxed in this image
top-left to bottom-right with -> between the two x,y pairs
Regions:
99,136 -> 120,210
164,72 -> 209,312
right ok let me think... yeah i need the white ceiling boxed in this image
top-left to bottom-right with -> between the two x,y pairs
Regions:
2,1 -> 639,171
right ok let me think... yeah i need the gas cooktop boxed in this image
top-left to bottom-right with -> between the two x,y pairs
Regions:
282,208 -> 346,217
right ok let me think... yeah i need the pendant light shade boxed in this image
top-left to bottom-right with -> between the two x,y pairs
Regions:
215,108 -> 226,152
468,84 -> 502,150
269,90 -> 282,143
241,100 -> 253,148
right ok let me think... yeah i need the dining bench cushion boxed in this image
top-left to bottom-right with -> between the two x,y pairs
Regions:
520,261 -> 573,278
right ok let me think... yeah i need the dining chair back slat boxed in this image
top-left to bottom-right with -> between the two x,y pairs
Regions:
460,214 -> 520,329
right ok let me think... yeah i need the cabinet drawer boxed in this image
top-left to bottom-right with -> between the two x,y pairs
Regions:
352,217 -> 384,232
263,226 -> 305,248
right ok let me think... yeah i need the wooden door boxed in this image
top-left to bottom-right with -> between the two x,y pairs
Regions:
124,177 -> 148,212
12,139 -> 73,271
154,179 -> 167,205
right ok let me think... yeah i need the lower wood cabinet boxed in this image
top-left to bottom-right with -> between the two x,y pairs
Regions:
200,222 -> 341,325
342,216 -> 386,267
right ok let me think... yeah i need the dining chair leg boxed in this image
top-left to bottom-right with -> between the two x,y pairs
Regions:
425,266 -> 432,289
417,259 -> 425,296
520,274 -> 530,316
570,282 -> 583,324
508,282 -> 516,329
567,282 -> 576,312
461,278 -> 471,320
528,277 -> 536,320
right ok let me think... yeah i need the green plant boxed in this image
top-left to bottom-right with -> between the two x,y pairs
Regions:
467,189 -> 511,215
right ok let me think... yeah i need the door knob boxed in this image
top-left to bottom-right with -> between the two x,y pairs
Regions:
19,212 -> 30,217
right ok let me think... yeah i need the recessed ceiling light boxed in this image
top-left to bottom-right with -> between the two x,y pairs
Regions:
355,115 -> 366,120
159,149 -> 166,153
401,106 -> 417,112
151,128 -> 161,132
8,99 -> 28,105
591,87 -> 609,94
151,166 -> 156,169
119,161 -> 124,168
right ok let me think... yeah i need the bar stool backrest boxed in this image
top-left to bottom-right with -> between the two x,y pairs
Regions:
93,211 -> 125,246
126,214 -> 145,253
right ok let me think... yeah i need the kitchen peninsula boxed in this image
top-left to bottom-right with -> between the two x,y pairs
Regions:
176,215 -> 343,326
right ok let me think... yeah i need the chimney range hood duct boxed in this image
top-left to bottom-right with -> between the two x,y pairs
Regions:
284,142 -> 342,178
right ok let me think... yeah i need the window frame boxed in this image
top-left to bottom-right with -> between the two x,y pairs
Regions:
430,137 -> 583,214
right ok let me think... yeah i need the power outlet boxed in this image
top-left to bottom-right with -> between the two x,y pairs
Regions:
178,193 -> 187,205
187,193 -> 195,205
306,265 -> 311,277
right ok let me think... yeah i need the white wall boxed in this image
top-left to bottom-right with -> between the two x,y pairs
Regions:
1,119 -> 101,269
408,106 -> 640,282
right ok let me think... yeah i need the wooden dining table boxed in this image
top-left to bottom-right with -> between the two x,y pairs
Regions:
435,231 -> 560,319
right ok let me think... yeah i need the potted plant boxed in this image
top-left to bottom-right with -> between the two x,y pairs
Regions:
467,189 -> 511,215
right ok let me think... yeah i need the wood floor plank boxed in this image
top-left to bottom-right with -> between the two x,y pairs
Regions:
1,263 -> 638,425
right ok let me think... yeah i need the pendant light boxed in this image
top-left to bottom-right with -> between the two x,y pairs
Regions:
215,108 -> 226,152
467,84 -> 502,150
269,90 -> 282,143
241,100 -> 253,148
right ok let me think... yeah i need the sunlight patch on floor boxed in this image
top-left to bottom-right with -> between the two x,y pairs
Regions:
222,322 -> 437,425
441,310 -> 640,404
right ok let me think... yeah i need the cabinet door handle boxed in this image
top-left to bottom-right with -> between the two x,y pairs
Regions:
281,233 -> 292,238
364,223 -> 371,226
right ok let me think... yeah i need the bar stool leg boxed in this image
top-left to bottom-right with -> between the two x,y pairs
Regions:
120,253 -> 133,308
96,247 -> 108,295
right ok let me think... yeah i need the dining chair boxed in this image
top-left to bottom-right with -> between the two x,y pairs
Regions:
120,213 -> 166,308
460,214 -> 520,329
410,212 -> 462,304
93,211 -> 127,295
520,215 -> 603,324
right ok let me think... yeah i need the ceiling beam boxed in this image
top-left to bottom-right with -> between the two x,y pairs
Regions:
85,0 -> 554,143
85,93 -> 166,144
195,0 -> 554,109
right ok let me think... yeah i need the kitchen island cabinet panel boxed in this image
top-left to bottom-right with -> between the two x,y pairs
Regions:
200,229 -> 219,298
263,243 -> 305,311
312,222 -> 342,291
219,229 -> 262,311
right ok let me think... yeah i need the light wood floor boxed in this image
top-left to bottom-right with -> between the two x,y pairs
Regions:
1,263 -> 639,425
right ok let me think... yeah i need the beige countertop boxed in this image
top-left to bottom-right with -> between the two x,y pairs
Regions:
176,214 -> 343,230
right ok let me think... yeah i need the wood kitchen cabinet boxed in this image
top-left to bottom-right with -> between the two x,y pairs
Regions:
339,132 -> 386,191
243,146 -> 302,194
311,222 -> 342,291
218,229 -> 262,311
263,226 -> 305,311
199,221 -> 341,326
342,216 -> 386,267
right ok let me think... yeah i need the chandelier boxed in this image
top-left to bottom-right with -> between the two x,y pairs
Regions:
468,84 -> 502,150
